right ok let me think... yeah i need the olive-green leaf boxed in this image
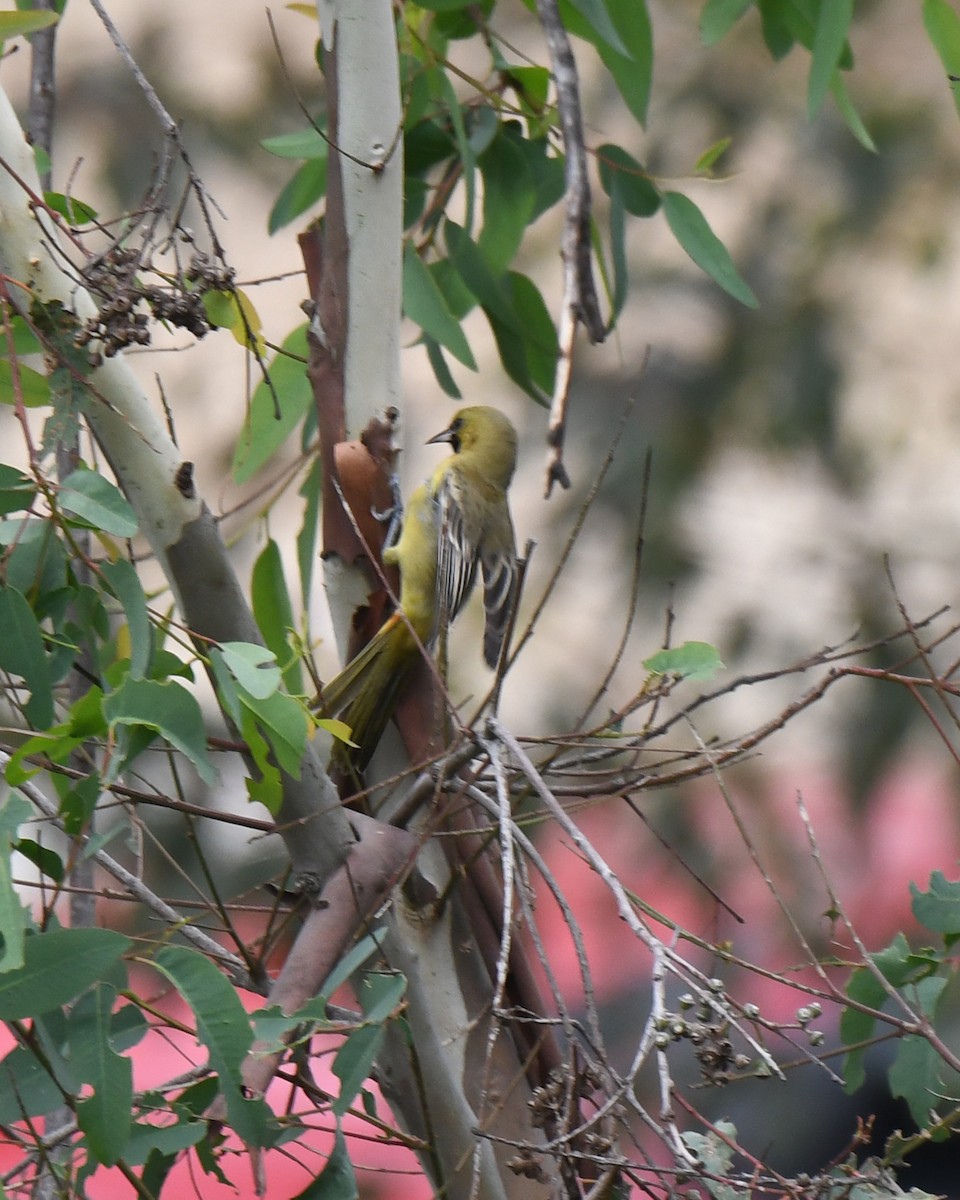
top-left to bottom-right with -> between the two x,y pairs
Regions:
261,128 -> 329,159
0,585 -> 54,728
597,144 -> 661,216
478,132 -> 535,273
0,793 -> 32,971
219,641 -> 282,701
700,0 -> 754,46
103,677 -> 215,784
233,324 -> 312,484
153,945 -> 273,1148
0,10 -> 59,39
70,984 -> 132,1166
292,1127 -> 358,1200
662,191 -> 757,308
0,360 -> 51,407
58,468 -> 138,538
403,243 -> 476,369
268,157 -> 328,234
101,558 -> 151,679
808,0 -> 854,118
911,871 -> 960,935
0,928 -> 131,1018
925,0 -> 960,120
643,640 -> 725,682
252,539 -> 302,695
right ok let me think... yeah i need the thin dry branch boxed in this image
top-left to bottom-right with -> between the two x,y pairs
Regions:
1,750 -> 252,985
534,0 -> 607,497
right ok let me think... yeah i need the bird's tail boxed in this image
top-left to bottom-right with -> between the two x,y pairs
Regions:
319,613 -> 417,771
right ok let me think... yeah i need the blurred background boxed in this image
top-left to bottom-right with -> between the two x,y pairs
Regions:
5,0 -> 960,1194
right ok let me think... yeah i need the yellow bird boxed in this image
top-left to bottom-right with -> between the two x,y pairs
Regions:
321,406 -> 518,770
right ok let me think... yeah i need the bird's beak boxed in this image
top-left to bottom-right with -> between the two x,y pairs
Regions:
426,424 -> 455,446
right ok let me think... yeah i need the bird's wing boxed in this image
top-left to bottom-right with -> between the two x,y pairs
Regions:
480,547 -> 516,668
434,469 -> 479,629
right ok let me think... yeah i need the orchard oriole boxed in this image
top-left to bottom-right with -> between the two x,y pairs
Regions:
320,405 -> 518,770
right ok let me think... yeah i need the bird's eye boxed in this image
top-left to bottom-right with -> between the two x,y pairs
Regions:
451,417 -> 463,432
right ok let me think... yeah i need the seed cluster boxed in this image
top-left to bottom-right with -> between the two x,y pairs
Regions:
75,244 -> 235,361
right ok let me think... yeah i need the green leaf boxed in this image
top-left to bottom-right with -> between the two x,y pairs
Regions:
433,63 -> 478,232
830,73 -> 877,152
58,468 -> 139,538
318,930 -> 387,1000
297,458 -> 322,611
445,219 -> 517,327
233,324 -> 312,484
102,677 -> 216,784
567,0 -> 631,56
643,640 -> 724,682
124,1118 -> 206,1169
700,0 -> 754,45
252,539 -> 303,695
873,932 -> 925,988
559,0 -> 653,126
13,837 -> 63,884
0,360 -> 51,407
477,131 -> 536,273
202,288 -> 265,356
605,189 -> 629,323
925,0 -> 960,122
101,559 -> 151,679
153,945 -> 273,1148
662,191 -> 758,307
808,0 -> 853,118
3,315 -> 43,356
291,1127 -> 358,1200
252,935 -> 383,1053
605,0 -> 654,118
503,65 -> 551,123
890,988 -> 947,1128
0,793 -> 32,971
333,1024 -> 385,1118
240,708 -> 283,812
757,0 -> 795,58
59,770 -> 102,836
269,157 -> 328,234
261,128 -> 329,159
44,191 -> 98,226
218,642 -> 282,701
694,137 -> 733,175
238,688 -> 308,777
911,871 -> 960,935
488,272 -> 558,400
424,336 -> 462,399
0,585 -> 54,727
597,144 -> 661,216
682,1121 -> 737,1186
0,9 -> 58,38
0,1041 -> 67,1121
415,0 -> 474,11
403,242 -> 476,369
356,971 -> 406,1026
70,984 -> 132,1166
0,516 -> 66,598
0,928 -> 131,1018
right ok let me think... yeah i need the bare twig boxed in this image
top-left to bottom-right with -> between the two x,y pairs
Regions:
1,750 -> 252,984
535,0 -> 607,497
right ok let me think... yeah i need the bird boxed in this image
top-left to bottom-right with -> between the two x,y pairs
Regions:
320,405 -> 518,771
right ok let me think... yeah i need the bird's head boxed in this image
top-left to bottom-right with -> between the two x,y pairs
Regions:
427,406 -> 518,488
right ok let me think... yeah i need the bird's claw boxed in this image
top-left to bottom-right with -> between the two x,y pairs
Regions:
372,473 -> 404,550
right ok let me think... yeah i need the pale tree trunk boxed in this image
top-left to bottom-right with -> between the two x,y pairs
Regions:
314,5 -> 557,1197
